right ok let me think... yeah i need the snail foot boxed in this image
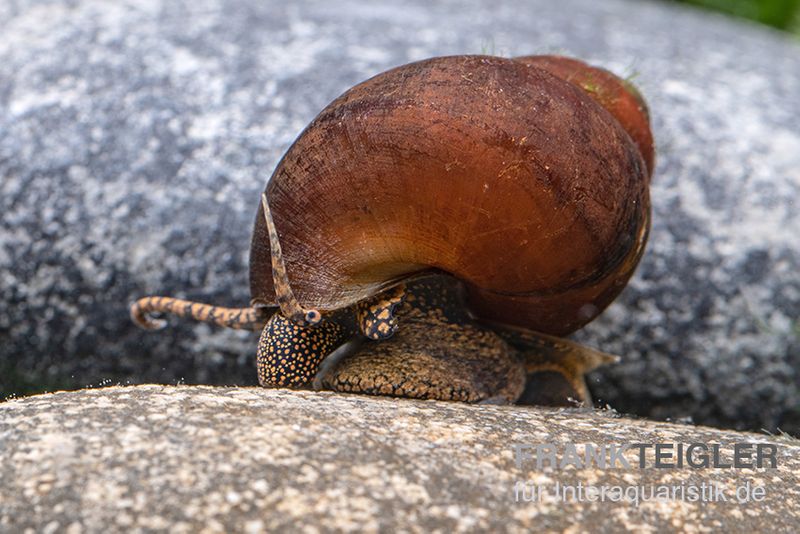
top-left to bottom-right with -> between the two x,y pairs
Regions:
321,307 -> 527,403
312,338 -> 364,391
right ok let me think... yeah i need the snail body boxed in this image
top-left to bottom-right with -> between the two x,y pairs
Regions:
132,54 -> 653,405
318,275 -> 614,405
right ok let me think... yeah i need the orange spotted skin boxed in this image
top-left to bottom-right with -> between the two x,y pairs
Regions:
256,317 -> 340,387
255,288 -> 407,388
356,284 -> 406,340
130,296 -> 269,331
256,309 -> 355,387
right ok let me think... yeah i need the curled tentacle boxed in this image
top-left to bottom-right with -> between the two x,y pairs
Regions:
261,193 -> 322,327
130,296 -> 271,331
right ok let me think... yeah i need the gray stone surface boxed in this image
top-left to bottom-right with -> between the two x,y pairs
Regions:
1,386 -> 798,532
0,0 -> 798,433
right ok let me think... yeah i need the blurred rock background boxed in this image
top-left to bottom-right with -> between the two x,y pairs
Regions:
1,0 -> 798,435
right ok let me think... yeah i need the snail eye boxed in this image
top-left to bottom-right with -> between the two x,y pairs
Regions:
305,310 -> 322,325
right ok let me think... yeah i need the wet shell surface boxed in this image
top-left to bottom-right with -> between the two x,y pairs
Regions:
249,55 -> 651,335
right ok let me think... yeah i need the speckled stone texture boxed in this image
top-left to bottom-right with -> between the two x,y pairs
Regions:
0,0 -> 798,433
1,386 -> 798,532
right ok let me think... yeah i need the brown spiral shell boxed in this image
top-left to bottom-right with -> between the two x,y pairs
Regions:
249,55 -> 652,336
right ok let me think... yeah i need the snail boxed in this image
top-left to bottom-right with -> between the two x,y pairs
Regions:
131,54 -> 653,406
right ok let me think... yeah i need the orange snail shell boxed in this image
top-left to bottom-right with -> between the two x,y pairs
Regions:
249,55 -> 653,336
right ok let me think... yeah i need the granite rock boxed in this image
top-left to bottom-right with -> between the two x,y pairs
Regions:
1,386 -> 798,532
0,0 -> 799,433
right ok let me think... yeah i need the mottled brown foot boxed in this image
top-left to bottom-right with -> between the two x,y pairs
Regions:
321,333 -> 526,403
321,281 -> 526,403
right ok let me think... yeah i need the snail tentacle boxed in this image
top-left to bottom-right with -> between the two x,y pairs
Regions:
261,193 -> 322,327
130,296 -> 270,331
356,284 -> 407,340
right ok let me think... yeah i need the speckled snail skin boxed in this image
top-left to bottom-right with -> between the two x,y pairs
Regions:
131,54 -> 654,406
